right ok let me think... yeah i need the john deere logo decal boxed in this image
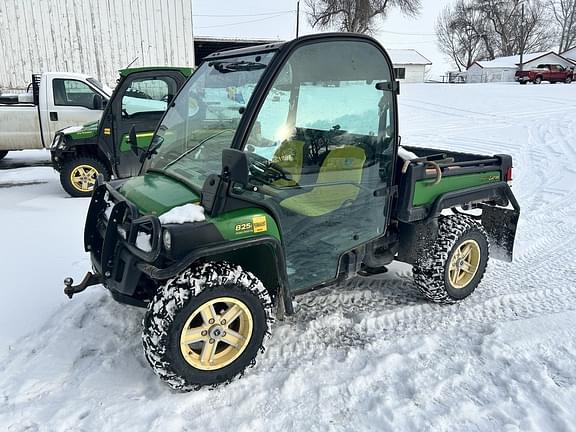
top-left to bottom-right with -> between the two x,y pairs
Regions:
252,215 -> 267,233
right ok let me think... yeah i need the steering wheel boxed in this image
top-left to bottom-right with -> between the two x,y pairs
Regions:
248,152 -> 292,182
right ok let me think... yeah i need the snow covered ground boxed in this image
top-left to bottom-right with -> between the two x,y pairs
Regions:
1,83 -> 576,431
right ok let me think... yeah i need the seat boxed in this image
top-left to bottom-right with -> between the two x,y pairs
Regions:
279,146 -> 366,216
271,139 -> 304,187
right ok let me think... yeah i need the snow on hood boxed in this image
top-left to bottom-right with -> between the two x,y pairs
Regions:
60,125 -> 84,134
159,203 -> 205,224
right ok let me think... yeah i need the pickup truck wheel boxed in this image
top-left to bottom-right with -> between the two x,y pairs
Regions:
533,76 -> 542,84
566,77 -> 573,84
142,262 -> 274,391
413,215 -> 489,304
0,151 -> 7,160
60,156 -> 109,197
519,81 -> 527,85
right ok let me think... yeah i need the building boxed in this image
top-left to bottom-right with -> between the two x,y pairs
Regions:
387,49 -> 432,83
0,0 -> 283,90
467,51 -> 575,83
560,47 -> 576,63
0,0 -> 196,89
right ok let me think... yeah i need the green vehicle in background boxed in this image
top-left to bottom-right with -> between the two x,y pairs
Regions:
64,33 -> 520,390
50,67 -> 192,197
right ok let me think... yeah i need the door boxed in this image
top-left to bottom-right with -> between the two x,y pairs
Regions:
48,78 -> 105,136
110,71 -> 185,178
236,39 -> 397,293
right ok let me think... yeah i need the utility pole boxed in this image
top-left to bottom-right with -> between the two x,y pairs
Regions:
296,1 -> 300,38
519,2 -> 525,71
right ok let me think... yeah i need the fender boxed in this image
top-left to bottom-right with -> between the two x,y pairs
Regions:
136,236 -> 294,316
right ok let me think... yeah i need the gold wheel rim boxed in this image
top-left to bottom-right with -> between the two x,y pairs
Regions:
448,239 -> 481,289
70,164 -> 99,192
180,297 -> 253,371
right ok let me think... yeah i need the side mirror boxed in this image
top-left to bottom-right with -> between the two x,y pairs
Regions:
128,125 -> 139,156
221,148 -> 249,186
93,94 -> 104,110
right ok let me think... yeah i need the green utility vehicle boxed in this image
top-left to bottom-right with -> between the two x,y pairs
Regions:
64,33 -> 520,391
50,67 -> 192,197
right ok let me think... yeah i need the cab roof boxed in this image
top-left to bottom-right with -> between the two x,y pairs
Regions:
118,66 -> 194,77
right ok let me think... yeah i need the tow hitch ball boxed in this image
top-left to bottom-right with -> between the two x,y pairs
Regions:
63,272 -> 102,299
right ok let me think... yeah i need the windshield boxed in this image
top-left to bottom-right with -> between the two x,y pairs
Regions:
144,51 -> 275,189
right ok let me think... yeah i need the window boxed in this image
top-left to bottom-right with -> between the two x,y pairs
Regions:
394,68 -> 406,79
53,79 -> 99,109
245,42 -> 395,187
121,76 -> 178,117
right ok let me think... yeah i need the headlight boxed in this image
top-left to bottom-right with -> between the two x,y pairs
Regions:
162,229 -> 172,251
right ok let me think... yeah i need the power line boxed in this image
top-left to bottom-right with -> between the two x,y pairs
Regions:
196,13 -> 290,29
195,10 -> 295,17
380,30 -> 437,36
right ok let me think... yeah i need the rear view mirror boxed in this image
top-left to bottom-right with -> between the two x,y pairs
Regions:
93,94 -> 104,110
222,148 -> 249,186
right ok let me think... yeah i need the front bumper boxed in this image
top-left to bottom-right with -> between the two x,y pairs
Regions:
515,76 -> 531,82
84,182 -> 163,305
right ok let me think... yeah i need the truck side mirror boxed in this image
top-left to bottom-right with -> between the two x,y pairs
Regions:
221,148 -> 249,186
93,94 -> 104,110
128,125 -> 139,156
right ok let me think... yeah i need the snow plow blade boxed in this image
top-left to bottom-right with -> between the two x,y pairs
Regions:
64,272 -> 102,299
480,204 -> 520,262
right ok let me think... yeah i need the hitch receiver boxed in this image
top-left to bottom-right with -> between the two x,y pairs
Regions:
64,272 -> 102,299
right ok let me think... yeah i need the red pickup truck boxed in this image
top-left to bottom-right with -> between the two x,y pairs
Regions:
515,64 -> 574,84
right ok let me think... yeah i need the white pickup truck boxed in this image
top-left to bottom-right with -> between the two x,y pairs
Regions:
0,72 -> 111,160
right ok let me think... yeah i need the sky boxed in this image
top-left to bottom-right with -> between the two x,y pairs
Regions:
192,0 -> 454,80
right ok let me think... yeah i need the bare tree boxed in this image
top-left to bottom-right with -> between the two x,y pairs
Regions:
436,1 -> 488,70
306,0 -> 421,34
437,0 -> 553,69
549,0 -> 576,52
473,0 -> 552,56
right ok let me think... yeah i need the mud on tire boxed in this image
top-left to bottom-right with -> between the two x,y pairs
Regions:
142,262 -> 274,391
413,215 -> 489,304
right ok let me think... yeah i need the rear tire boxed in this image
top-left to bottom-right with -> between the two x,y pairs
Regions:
413,215 -> 489,304
142,262 -> 274,391
60,156 -> 109,197
0,151 -> 8,160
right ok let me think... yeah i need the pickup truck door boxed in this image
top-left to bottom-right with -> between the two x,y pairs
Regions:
108,71 -> 188,178
42,77 -> 106,144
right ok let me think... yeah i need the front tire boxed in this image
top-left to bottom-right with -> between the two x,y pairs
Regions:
534,76 -> 542,84
60,156 -> 109,197
413,215 -> 489,304
0,150 -> 8,160
142,262 -> 274,391
566,76 -> 573,84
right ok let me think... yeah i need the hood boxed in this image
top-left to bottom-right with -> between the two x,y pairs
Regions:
62,121 -> 100,140
118,172 -> 200,215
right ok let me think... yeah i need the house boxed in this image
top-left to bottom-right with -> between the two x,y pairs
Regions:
560,47 -> 576,63
387,49 -> 432,83
467,51 -> 575,83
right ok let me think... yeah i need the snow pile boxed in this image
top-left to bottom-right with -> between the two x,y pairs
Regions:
158,203 -> 205,224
